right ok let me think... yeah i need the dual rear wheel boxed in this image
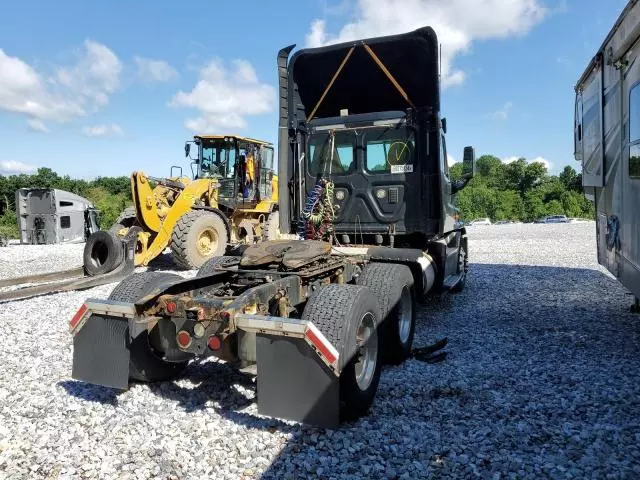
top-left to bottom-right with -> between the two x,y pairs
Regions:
302,263 -> 417,422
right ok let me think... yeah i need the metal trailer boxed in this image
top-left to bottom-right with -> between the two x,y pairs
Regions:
15,188 -> 100,245
69,26 -> 477,427
574,0 -> 640,310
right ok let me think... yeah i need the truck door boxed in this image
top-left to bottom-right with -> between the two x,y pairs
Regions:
440,133 -> 456,232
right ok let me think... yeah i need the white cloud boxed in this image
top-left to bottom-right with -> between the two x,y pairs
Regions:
502,155 -> 552,170
486,101 -> 513,121
0,160 -> 37,175
134,56 -> 179,83
530,156 -> 551,170
169,58 -> 275,132
0,40 -> 122,127
82,124 -> 123,137
305,0 -> 547,88
27,119 -> 49,133
447,153 -> 457,167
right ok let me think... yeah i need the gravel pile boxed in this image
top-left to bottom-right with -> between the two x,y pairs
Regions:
2,223 -> 640,479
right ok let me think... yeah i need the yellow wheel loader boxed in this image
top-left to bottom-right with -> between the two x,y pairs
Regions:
110,135 -> 279,269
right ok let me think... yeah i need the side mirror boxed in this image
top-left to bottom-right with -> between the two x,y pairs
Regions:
441,117 -> 447,134
184,143 -> 191,158
462,146 -> 476,179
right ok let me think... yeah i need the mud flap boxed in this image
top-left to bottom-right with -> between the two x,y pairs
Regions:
71,314 -> 131,390
255,333 -> 340,428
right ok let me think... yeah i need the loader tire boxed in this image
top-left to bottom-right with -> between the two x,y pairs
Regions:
302,284 -> 382,422
109,206 -> 138,234
170,210 -> 228,270
264,211 -> 280,241
83,230 -> 124,276
356,263 -> 416,365
108,271 -> 189,382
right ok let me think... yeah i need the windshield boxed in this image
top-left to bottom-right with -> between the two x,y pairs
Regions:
199,143 -> 236,178
365,126 -> 415,174
308,130 -> 354,176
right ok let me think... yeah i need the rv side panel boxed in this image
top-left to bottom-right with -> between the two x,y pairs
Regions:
576,0 -> 640,300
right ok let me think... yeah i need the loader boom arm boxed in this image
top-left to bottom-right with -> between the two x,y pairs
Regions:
130,171 -> 221,266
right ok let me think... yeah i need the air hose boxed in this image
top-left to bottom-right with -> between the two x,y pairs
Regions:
298,178 -> 337,241
297,130 -> 339,241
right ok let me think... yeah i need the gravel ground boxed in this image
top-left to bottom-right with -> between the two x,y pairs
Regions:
2,223 -> 640,479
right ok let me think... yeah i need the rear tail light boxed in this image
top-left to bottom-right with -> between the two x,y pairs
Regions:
176,330 -> 192,348
208,335 -> 221,351
166,301 -> 177,314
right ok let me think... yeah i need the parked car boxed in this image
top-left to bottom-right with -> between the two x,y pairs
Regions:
542,215 -> 569,224
468,218 -> 492,226
495,220 -> 514,225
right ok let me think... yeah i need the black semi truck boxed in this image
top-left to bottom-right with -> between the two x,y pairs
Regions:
69,26 -> 476,428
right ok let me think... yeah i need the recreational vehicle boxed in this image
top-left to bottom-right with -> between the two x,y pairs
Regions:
574,0 -> 640,308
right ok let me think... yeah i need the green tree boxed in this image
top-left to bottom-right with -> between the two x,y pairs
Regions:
559,165 -> 582,192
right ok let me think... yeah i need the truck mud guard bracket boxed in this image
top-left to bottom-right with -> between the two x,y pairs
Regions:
235,314 -> 341,428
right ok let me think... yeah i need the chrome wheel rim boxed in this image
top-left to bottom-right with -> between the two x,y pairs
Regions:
397,285 -> 413,344
354,312 -> 378,391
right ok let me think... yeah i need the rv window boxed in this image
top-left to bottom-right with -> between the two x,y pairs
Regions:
630,84 -> 640,178
60,216 -> 71,229
59,201 -> 73,207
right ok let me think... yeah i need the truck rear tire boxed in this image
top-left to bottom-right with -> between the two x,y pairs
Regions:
301,284 -> 382,422
450,238 -> 468,293
196,255 -> 238,277
83,230 -> 124,276
109,206 -> 138,234
170,210 -> 228,270
356,263 -> 416,365
108,271 -> 189,382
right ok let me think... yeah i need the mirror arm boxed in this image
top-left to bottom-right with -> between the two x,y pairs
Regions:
451,176 -> 472,195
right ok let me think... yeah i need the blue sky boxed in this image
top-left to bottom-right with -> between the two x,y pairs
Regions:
0,0 -> 630,179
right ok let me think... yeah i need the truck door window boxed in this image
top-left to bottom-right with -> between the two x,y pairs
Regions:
365,127 -> 415,174
309,131 -> 354,176
631,83 -> 640,178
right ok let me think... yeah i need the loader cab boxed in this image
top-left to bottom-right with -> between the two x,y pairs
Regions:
187,135 -> 276,208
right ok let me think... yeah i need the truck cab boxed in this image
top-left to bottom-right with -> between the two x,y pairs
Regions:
277,27 -> 475,250
277,26 -> 475,289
